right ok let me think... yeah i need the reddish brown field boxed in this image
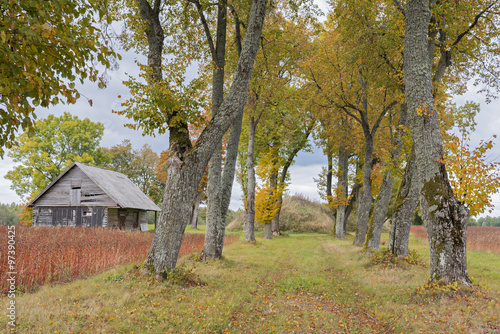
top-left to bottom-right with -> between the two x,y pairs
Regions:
0,226 -> 237,295
410,225 -> 500,253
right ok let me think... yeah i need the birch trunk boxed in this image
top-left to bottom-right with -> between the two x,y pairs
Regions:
144,0 -> 268,272
405,0 -> 471,285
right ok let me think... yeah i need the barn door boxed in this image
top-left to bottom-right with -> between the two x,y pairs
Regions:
70,187 -> 81,205
119,210 -> 126,230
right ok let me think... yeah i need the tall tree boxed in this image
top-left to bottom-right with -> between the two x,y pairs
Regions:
306,9 -> 399,245
389,0 -> 500,260
115,0 -> 269,272
404,0 -> 471,285
241,12 -> 317,240
0,0 -> 117,157
5,113 -> 109,199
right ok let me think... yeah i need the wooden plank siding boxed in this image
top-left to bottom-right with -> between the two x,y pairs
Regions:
35,167 -> 116,207
32,207 -> 109,227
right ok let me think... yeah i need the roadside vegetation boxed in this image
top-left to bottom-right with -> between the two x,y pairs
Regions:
0,226 -> 236,295
2,227 -> 499,333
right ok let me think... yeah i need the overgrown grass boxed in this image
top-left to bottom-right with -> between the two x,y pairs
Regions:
2,231 -> 499,333
0,226 -> 235,296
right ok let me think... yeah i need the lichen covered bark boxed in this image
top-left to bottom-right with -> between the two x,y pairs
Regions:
388,148 -> 420,258
405,0 -> 470,285
145,0 -> 268,272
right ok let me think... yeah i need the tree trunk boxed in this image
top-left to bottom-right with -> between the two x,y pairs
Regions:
203,0 -> 227,260
264,159 -> 278,240
389,148 -> 420,257
326,150 -> 333,205
342,158 -> 362,232
145,0 -> 268,272
271,196 -> 282,236
335,145 -> 349,239
217,106 -> 245,242
354,134 -> 374,244
244,116 -> 256,242
190,191 -> 201,229
263,223 -> 272,239
366,103 -> 408,249
366,174 -> 395,249
405,0 -> 471,285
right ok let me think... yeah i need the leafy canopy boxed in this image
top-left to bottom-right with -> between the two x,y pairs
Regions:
0,0 -> 118,157
103,140 -> 165,205
5,112 -> 109,199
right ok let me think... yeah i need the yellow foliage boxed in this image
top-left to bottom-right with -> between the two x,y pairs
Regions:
255,148 -> 287,224
18,198 -> 33,226
442,134 -> 500,217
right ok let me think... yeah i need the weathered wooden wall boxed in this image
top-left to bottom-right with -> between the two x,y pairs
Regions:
33,207 -> 108,227
35,167 -> 116,207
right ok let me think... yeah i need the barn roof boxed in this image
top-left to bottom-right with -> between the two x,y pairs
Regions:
28,162 -> 161,211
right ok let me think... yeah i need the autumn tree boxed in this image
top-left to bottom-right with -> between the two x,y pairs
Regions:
241,12 -> 317,241
0,0 -> 117,157
5,112 -> 109,199
305,5 -> 399,245
441,103 -> 500,217
112,0 -> 268,272
104,140 -> 165,204
382,0 -> 500,284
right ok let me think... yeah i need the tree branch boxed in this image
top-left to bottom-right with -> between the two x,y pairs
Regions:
187,0 -> 216,61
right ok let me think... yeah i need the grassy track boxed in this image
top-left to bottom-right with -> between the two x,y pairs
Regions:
3,230 -> 499,333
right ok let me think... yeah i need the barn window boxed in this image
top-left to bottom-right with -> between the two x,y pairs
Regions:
82,209 -> 92,217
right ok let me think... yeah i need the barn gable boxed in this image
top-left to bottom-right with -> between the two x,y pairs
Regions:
31,166 -> 116,207
28,162 -> 161,211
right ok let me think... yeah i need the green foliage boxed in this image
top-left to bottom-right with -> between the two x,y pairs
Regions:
0,0 -> 118,157
0,202 -> 21,225
5,112 -> 109,199
103,140 -> 165,204
468,217 -> 480,226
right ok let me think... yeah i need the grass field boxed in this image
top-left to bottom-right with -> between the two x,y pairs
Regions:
2,228 -> 499,333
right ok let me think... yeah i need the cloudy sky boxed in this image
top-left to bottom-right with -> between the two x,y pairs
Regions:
1,1 -> 499,218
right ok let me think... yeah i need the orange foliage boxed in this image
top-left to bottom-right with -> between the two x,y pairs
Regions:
0,226 -> 237,295
442,134 -> 500,217
410,225 -> 500,253
17,199 -> 33,226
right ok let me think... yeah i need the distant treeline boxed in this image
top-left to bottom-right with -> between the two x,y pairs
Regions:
0,203 -> 21,225
468,216 -> 500,227
413,211 -> 500,227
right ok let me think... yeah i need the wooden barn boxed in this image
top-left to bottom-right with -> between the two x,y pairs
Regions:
28,162 -> 161,230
